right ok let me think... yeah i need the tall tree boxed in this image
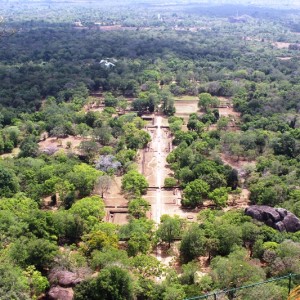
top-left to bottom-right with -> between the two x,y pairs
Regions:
156,215 -> 183,248
75,266 -> 134,300
182,179 -> 209,208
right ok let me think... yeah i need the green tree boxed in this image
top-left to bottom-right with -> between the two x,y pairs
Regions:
164,177 -> 177,188
81,230 -> 118,255
121,170 -> 149,197
67,164 -> 103,197
127,231 -> 151,256
93,126 -> 112,146
128,197 -> 150,219
18,135 -> 39,158
0,165 -> 19,197
104,93 -> 118,108
161,92 -> 176,116
69,196 -> 105,230
211,248 -> 265,290
182,179 -> 209,208
157,215 -> 183,248
198,93 -> 219,112
117,98 -> 128,114
272,132 -> 298,158
216,223 -> 243,256
163,284 -> 186,300
78,140 -> 100,162
91,247 -> 128,270
129,254 -> 163,278
54,179 -> 74,205
95,175 -> 112,198
217,116 -> 230,130
24,265 -> 49,299
180,224 -> 206,263
74,266 -> 134,300
208,187 -> 230,208
239,282 -> 287,300
179,261 -> 199,285
249,176 -> 288,206
124,124 -> 151,150
75,123 -> 91,138
120,219 -> 154,256
3,126 -> 20,147
0,263 -> 30,300
52,211 -> 84,243
10,237 -> 58,270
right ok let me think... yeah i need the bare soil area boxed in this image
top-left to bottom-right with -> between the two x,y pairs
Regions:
245,37 -> 291,49
109,212 -> 130,225
99,176 -> 127,208
85,106 -> 105,113
0,147 -> 20,159
221,153 -> 255,174
39,136 -> 86,154
220,154 -> 254,206
272,41 -> 291,49
226,188 -> 251,211
218,107 -> 240,118
144,189 -> 198,221
217,96 -> 232,106
208,105 -> 241,131
277,56 -> 293,60
99,176 -> 129,224
174,100 -> 198,114
174,100 -> 199,122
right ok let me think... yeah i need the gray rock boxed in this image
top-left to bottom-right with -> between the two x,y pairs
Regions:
48,286 -> 74,300
49,270 -> 82,287
275,208 -> 288,219
246,206 -> 264,221
245,205 -> 300,233
275,221 -> 286,232
245,205 -> 281,222
282,212 -> 300,233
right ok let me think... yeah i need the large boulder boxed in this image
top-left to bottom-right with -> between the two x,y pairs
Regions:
48,286 -> 74,300
282,213 -> 300,232
49,270 -> 83,287
245,205 -> 300,233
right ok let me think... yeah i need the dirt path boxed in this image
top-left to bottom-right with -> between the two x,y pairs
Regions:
155,116 -> 163,224
140,116 -> 199,223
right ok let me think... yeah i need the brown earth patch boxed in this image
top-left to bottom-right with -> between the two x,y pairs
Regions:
38,136 -> 87,153
272,42 -> 291,49
0,147 -> 20,159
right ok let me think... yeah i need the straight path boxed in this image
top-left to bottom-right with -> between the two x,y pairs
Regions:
155,116 -> 163,224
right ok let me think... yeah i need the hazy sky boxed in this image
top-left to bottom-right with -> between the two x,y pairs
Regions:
1,0 -> 300,9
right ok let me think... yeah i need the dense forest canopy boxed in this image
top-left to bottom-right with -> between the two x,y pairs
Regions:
0,1 -> 300,299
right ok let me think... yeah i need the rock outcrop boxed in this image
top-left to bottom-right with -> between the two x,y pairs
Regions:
245,205 -> 300,233
49,270 -> 82,287
48,286 -> 74,300
47,270 -> 85,300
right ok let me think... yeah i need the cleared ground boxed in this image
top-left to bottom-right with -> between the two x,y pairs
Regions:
0,147 -> 20,159
272,41 -> 291,49
174,100 -> 199,122
39,136 -> 86,154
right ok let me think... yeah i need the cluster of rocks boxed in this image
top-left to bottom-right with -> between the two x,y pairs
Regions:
245,205 -> 300,233
48,270 -> 83,300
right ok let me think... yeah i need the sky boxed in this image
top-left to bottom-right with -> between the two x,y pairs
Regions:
1,0 -> 300,9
